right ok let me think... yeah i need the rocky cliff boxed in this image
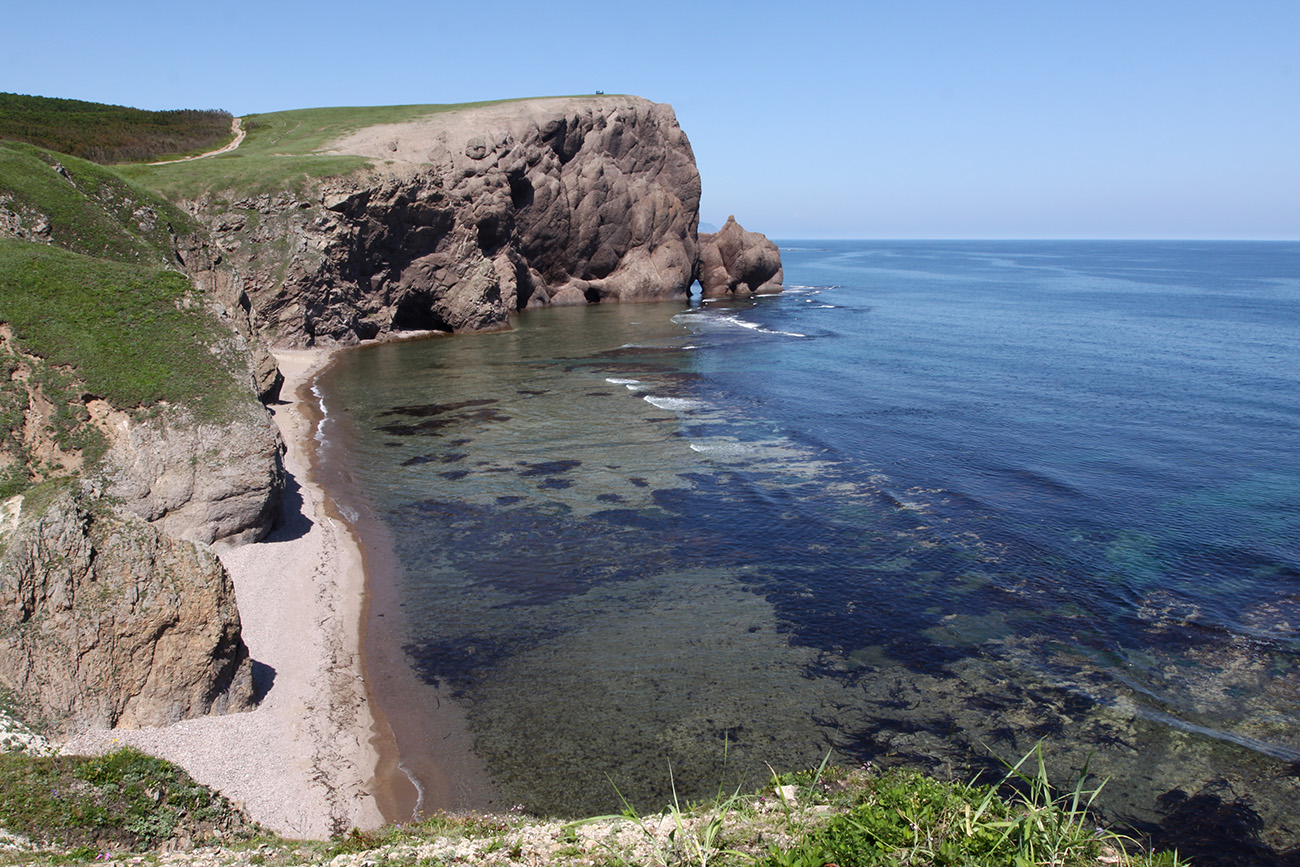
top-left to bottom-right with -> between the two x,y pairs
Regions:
0,489 -> 254,731
188,96 -> 706,347
0,143 -> 280,734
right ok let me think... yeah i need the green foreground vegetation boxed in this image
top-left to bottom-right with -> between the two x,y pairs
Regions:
0,748 -> 253,854
0,746 -> 1185,866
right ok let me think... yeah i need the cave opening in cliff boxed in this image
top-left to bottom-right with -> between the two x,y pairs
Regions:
477,216 -> 506,257
392,296 -> 452,332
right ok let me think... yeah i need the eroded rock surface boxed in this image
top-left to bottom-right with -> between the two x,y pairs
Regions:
697,215 -> 783,297
95,408 -> 285,548
193,96 -> 703,347
0,490 -> 255,732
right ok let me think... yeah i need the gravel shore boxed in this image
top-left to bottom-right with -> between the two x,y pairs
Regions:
64,349 -> 384,839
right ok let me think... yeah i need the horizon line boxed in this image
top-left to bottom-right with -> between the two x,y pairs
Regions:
765,236 -> 1300,243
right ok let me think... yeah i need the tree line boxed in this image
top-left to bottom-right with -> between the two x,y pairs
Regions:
0,92 -> 233,164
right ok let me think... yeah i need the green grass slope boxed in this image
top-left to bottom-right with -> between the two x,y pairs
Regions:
0,240 -> 246,413
0,141 -> 193,262
0,92 -> 233,165
117,96 -> 604,199
0,138 -> 257,499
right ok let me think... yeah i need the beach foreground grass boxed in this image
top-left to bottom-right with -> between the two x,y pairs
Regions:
0,746 -> 1185,867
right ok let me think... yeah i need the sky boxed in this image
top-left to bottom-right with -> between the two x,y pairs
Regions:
4,0 -> 1298,239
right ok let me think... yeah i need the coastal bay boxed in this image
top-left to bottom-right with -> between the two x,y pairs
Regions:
320,241 -> 1300,851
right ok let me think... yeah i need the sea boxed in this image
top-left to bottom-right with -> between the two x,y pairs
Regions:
316,241 -> 1300,858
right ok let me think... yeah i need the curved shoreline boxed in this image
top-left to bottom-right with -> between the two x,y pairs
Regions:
309,338 -> 501,823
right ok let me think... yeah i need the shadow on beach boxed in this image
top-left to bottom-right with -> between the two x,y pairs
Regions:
268,471 -> 313,543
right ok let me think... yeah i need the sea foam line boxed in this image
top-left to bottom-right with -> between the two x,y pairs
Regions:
311,384 -> 330,443
711,313 -> 807,338
644,395 -> 707,412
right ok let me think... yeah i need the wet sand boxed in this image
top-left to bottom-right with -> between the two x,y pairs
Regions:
310,347 -> 501,822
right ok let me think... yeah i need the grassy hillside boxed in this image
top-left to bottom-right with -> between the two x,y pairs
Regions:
0,138 -> 256,499
0,240 -> 246,413
0,141 -> 193,263
116,96 -> 597,199
0,92 -> 233,165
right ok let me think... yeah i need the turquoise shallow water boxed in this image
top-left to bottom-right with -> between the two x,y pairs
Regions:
319,241 -> 1300,854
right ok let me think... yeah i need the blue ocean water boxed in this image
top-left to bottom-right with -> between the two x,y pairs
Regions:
319,241 -> 1300,849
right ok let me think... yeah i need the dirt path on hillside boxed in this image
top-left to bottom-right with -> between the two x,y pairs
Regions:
149,116 -> 245,165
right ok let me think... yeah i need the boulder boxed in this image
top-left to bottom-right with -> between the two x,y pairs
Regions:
93,404 -> 285,548
697,215 -> 783,297
0,490 -> 255,732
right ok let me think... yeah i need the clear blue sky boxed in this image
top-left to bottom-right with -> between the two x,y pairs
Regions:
5,0 -> 1297,239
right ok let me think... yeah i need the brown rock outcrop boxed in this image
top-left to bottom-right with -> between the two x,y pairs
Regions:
697,215 -> 783,297
0,490 -> 255,731
193,96 -> 703,347
95,408 -> 285,548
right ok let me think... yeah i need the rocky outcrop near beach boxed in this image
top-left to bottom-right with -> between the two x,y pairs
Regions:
94,407 -> 285,548
697,215 -> 783,297
0,489 -> 254,731
0,143 -> 282,737
191,96 -> 704,347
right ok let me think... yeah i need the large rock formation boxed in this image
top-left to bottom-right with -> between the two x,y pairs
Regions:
94,407 -> 284,548
192,96 -> 704,347
0,144 -> 283,735
697,215 -> 783,297
0,489 -> 255,731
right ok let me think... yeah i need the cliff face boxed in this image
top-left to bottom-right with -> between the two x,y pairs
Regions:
0,144 -> 279,735
190,97 -> 703,347
0,489 -> 254,731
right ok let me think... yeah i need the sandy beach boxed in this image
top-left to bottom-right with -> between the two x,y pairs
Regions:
64,349 -> 384,839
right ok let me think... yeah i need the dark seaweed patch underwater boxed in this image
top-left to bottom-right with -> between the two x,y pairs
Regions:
319,241 -> 1300,860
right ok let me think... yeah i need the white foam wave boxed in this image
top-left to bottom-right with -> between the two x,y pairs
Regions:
311,384 -> 329,443
711,314 -> 806,338
688,440 -> 765,459
644,395 -> 707,412
398,759 -> 427,820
